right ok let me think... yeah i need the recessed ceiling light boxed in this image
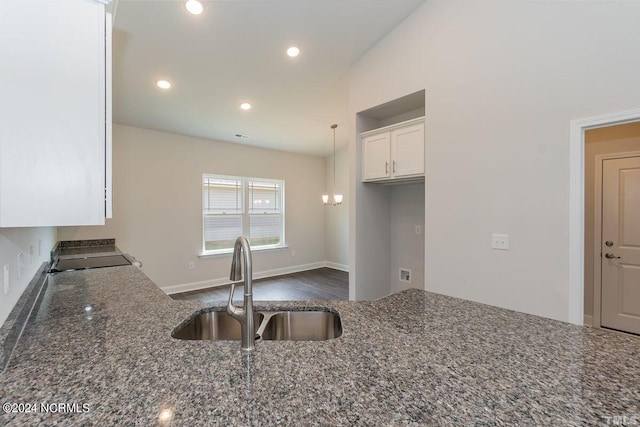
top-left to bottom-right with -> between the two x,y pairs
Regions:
185,0 -> 203,15
287,46 -> 300,57
240,102 -> 252,111
156,80 -> 171,90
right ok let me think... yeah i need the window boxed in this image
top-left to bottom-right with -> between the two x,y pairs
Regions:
202,174 -> 285,254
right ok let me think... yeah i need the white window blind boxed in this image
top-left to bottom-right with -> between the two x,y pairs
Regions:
203,174 -> 285,254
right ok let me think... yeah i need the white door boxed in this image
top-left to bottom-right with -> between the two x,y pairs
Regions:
391,122 -> 424,178
362,132 -> 391,181
601,156 -> 640,335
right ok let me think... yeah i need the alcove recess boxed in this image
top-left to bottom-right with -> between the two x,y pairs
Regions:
354,90 -> 426,300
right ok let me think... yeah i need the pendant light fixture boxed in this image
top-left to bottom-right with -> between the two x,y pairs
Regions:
322,124 -> 343,206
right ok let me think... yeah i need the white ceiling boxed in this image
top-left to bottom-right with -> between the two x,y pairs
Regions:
112,0 -> 425,156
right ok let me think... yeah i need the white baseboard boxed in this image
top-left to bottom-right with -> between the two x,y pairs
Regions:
163,261 -> 347,295
325,261 -> 349,272
583,314 -> 593,327
162,276 -> 231,295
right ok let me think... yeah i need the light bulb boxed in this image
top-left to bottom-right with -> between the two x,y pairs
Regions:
334,194 -> 343,205
156,80 -> 171,90
185,0 -> 203,15
322,195 -> 329,205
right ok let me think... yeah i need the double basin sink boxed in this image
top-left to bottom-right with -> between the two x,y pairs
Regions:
172,308 -> 342,341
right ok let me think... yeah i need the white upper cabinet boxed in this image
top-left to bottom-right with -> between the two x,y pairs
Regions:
362,132 -> 391,181
0,0 -> 112,227
361,117 -> 425,183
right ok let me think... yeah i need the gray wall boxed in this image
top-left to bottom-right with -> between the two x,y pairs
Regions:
390,184 -> 425,293
0,228 -> 56,325
324,145 -> 349,269
58,125 -> 327,292
349,0 -> 640,321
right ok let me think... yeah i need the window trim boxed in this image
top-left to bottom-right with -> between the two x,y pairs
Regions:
201,173 -> 285,255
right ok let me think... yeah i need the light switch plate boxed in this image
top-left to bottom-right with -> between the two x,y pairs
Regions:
3,265 -> 9,295
491,234 -> 509,250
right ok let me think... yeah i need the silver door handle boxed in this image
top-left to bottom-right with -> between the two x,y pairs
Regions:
393,160 -> 396,173
605,253 -> 621,259
385,161 -> 389,174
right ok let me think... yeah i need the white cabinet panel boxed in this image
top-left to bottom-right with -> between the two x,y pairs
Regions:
363,132 -> 391,181
0,0 -> 110,226
361,118 -> 424,183
391,123 -> 425,178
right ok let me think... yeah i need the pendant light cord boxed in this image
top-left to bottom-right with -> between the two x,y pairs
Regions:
332,124 -> 337,197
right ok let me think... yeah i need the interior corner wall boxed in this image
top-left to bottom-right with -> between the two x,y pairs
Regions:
0,227 -> 56,325
390,183 -> 425,293
324,145 -> 349,270
57,125 -> 327,292
583,123 -> 640,318
349,0 -> 640,321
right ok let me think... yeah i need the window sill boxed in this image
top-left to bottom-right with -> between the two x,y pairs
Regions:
198,245 -> 289,259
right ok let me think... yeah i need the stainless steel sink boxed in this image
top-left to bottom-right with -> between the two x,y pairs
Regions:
172,311 -> 264,341
260,311 -> 342,341
172,309 -> 341,341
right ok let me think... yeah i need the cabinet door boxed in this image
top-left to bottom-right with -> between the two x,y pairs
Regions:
391,122 -> 424,178
362,132 -> 391,181
0,1 -> 106,226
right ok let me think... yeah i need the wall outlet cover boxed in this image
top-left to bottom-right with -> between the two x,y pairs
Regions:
3,265 -> 9,295
491,234 -> 510,250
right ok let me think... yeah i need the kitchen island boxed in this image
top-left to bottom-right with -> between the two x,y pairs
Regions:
1,265 -> 639,426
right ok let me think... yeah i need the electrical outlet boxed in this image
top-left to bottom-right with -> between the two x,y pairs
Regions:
291,249 -> 296,257
491,234 -> 509,250
188,262 -> 195,270
415,225 -> 421,235
3,265 -> 9,295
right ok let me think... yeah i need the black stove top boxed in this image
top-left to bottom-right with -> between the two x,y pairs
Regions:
52,255 -> 132,272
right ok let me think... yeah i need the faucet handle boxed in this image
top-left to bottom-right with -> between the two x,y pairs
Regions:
227,283 -> 243,319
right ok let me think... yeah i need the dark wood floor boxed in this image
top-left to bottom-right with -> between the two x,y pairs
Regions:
170,267 -> 349,304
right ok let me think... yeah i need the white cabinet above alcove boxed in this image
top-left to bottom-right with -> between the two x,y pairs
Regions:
362,117 -> 425,183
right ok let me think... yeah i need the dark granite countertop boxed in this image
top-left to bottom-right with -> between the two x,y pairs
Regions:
1,266 -> 639,426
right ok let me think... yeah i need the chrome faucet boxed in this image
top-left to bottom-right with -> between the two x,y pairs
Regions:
227,236 -> 255,351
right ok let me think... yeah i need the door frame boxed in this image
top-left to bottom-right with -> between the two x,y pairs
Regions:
592,152 -> 640,328
569,107 -> 640,325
